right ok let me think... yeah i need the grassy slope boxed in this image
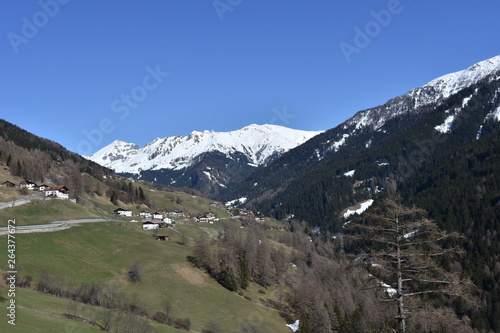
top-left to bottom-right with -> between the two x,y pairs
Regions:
0,165 -> 24,202
0,221 -> 289,332
0,288 -> 188,333
146,187 -> 231,218
0,199 -> 103,227
0,173 -> 230,226
77,176 -> 230,219
0,172 -> 287,331
0,186 -> 22,203
0,306 -> 101,333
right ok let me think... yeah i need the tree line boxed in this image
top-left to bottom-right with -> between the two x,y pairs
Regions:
191,209 -> 476,333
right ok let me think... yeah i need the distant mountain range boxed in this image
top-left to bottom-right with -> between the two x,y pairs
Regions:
86,124 -> 322,197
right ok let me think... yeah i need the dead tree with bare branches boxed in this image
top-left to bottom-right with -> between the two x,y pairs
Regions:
346,194 -> 474,332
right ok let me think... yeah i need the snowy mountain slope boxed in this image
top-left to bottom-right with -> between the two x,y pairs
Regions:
318,55 -> 500,155
424,55 -> 500,99
86,124 -> 322,174
232,55 -> 500,226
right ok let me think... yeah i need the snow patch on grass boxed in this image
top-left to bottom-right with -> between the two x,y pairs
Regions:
286,320 -> 300,332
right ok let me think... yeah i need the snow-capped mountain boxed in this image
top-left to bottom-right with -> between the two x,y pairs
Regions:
232,55 -> 500,225
424,55 -> 500,99
87,124 -> 322,174
344,55 -> 500,130
317,55 -> 500,156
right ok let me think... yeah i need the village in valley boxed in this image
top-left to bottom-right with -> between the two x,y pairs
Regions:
1,177 -> 262,232
112,200 -> 262,237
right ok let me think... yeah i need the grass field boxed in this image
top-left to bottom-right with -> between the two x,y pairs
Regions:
146,188 -> 231,218
0,186 -> 22,203
0,166 -> 23,200
0,174 -> 289,332
0,199 -> 102,227
0,288 -> 192,333
0,221 -> 290,332
73,181 -> 231,223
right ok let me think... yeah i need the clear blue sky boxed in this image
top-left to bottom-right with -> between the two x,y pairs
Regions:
1,1 -> 499,155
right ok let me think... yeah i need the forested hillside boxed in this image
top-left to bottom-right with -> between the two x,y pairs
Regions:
0,118 -> 112,195
235,78 -> 500,232
401,130 -> 500,330
226,75 -> 500,331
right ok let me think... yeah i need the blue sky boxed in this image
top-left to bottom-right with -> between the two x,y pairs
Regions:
1,1 -> 499,155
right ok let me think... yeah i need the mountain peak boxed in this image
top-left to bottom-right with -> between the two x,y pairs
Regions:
342,55 -> 500,134
425,55 -> 500,98
87,124 -> 323,174
111,139 -> 138,147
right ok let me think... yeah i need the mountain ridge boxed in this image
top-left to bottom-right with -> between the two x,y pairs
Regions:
338,55 -> 500,136
87,124 -> 322,174
85,124 -> 323,197
228,54 -> 500,225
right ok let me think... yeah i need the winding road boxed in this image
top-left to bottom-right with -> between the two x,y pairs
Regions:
0,218 -> 116,236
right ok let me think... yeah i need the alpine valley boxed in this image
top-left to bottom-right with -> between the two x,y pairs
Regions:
87,55 -> 500,330
231,55 -> 500,229
88,55 -> 500,226
86,124 -> 323,197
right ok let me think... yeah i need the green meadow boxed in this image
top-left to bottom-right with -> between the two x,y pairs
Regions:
0,220 -> 289,332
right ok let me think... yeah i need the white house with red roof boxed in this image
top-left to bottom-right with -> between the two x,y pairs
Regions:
44,186 -> 70,199
153,211 -> 164,220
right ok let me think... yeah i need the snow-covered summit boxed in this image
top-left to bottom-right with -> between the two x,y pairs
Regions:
336,55 -> 500,142
425,55 -> 500,99
86,124 -> 322,174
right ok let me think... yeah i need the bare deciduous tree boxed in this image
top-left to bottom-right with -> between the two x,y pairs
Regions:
346,194 -> 474,332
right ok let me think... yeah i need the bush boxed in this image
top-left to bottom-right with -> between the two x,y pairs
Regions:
151,311 -> 169,325
127,262 -> 142,283
172,318 -> 191,330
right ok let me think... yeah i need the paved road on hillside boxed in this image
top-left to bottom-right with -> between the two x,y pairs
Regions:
0,192 -> 46,210
0,193 -> 78,210
0,218 -> 116,235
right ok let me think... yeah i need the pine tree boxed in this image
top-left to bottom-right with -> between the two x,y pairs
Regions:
217,266 -> 238,291
238,250 -> 250,289
139,187 -> 146,201
110,191 -> 118,205
298,313 -> 313,333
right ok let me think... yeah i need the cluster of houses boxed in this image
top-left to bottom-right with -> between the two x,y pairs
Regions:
238,208 -> 256,219
1,179 -> 70,199
112,207 -> 221,229
113,208 -> 190,220
221,201 -> 264,221
113,208 -> 187,230
195,212 -> 218,223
